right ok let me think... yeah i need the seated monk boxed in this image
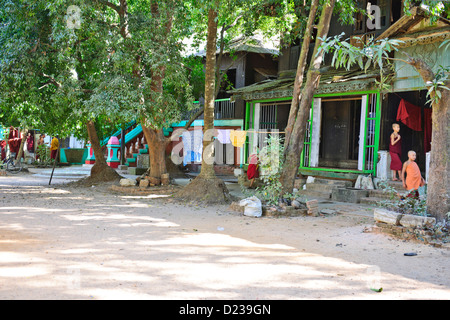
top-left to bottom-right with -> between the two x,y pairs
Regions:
0,140 -> 6,161
247,153 -> 259,189
402,151 -> 425,198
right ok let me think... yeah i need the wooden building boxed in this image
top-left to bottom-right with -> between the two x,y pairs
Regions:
229,4 -> 449,181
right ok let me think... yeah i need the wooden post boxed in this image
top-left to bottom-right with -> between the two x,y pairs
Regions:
49,143 -> 60,186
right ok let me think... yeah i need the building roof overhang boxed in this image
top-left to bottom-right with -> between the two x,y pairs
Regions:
228,67 -> 385,101
376,6 -> 450,48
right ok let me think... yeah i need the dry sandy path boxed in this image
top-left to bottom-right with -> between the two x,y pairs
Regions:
0,171 -> 449,300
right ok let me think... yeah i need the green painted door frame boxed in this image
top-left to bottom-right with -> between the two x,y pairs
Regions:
244,91 -> 381,176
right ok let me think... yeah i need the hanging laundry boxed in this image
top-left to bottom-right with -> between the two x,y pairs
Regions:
423,108 -> 432,153
216,129 -> 231,144
192,130 -> 203,155
182,130 -> 203,165
396,99 -> 422,131
230,130 -> 247,148
181,131 -> 192,166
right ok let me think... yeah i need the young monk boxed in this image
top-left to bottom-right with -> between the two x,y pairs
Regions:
402,151 -> 425,198
247,152 -> 259,189
389,123 -> 402,181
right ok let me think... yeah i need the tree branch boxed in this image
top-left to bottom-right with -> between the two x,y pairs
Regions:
40,73 -> 61,88
97,0 -> 121,14
401,51 -> 435,83
182,107 -> 204,130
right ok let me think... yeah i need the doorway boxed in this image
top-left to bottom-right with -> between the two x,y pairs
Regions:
319,97 -> 362,169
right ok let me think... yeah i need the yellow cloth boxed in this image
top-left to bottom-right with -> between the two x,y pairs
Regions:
50,137 -> 59,151
229,130 -> 247,148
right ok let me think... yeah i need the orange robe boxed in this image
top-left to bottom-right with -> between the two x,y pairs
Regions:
405,161 -> 423,191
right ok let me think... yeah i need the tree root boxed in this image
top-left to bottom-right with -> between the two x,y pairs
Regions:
174,175 -> 231,205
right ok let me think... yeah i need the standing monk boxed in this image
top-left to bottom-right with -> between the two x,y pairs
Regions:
8,126 -> 21,157
36,134 -> 45,161
26,132 -> 34,153
389,123 -> 402,181
402,151 -> 425,198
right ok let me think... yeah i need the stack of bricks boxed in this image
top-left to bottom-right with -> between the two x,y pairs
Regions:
306,200 -> 319,216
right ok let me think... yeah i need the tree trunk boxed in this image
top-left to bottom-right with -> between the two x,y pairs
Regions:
141,125 -> 168,180
86,120 -> 121,182
14,129 -> 27,166
406,57 -> 450,221
134,1 -> 172,183
279,0 -> 336,195
175,7 -> 230,204
199,8 -> 218,179
427,89 -> 450,221
284,0 -> 319,149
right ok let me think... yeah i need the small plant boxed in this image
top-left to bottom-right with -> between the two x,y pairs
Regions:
253,134 -> 292,205
425,64 -> 450,105
376,180 -> 428,216
34,145 -> 51,167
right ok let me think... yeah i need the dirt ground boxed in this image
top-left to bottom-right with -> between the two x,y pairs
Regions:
0,169 -> 449,300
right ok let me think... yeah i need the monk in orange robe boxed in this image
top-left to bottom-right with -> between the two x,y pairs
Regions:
402,151 -> 425,198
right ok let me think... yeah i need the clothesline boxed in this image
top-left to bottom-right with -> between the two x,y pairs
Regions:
181,128 -> 286,150
244,130 -> 286,134
185,129 -> 286,134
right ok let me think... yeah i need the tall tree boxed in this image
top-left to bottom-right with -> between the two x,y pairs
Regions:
284,0 -> 319,148
175,5 -> 232,203
279,0 -> 336,195
93,0 -> 194,183
176,0 -> 295,203
0,2 -> 92,166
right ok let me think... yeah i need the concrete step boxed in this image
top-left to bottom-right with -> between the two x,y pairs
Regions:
313,177 -> 353,187
296,189 -> 331,200
368,189 -> 395,199
360,197 -> 386,205
305,183 -> 340,193
377,180 -> 403,190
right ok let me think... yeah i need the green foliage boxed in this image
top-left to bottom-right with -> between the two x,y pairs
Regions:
318,33 -> 407,91
34,144 -> 51,167
0,0 -> 202,142
318,33 -> 404,71
376,180 -> 428,216
316,2 -> 450,96
425,64 -> 450,105
403,0 -> 450,20
253,134 -> 287,205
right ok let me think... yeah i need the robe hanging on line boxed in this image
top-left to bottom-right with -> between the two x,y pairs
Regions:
396,99 -> 422,131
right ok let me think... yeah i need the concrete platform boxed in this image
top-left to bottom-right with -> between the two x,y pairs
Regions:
332,187 -> 369,203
